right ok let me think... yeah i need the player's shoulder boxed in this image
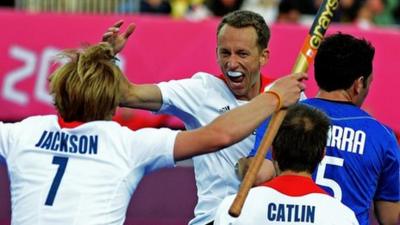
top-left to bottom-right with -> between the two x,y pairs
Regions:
0,115 -> 58,141
191,72 -> 227,88
307,193 -> 354,211
191,71 -> 219,80
86,120 -> 132,136
15,115 -> 57,128
160,72 -> 227,94
245,186 -> 286,203
314,194 -> 358,224
22,114 -> 56,122
250,185 -> 277,195
302,99 -> 393,133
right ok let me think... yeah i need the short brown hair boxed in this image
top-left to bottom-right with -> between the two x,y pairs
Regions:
217,10 -> 271,50
49,43 -> 122,122
273,104 -> 330,173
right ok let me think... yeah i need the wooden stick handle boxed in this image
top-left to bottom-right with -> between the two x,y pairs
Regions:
228,0 -> 340,217
229,109 -> 286,216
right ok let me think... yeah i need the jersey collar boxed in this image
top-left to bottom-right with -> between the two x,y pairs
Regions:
315,98 -> 356,106
260,174 -> 327,196
58,116 -> 85,129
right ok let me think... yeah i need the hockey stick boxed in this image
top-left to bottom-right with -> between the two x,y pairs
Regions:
228,0 -> 340,217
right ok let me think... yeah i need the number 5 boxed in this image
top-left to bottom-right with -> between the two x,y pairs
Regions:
45,156 -> 69,206
315,155 -> 344,200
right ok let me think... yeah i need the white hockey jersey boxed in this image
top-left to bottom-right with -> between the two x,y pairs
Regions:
214,175 -> 359,225
0,115 -> 178,225
158,72 -> 275,225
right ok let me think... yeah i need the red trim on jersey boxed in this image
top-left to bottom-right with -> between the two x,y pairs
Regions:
217,74 -> 274,95
57,117 -> 84,129
259,75 -> 275,93
260,175 -> 328,196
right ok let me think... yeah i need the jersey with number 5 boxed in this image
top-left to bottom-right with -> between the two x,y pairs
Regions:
300,99 -> 399,225
251,98 -> 400,225
0,115 -> 178,225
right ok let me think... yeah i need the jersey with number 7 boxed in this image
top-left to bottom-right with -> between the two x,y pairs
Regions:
0,115 -> 178,225
250,98 -> 400,225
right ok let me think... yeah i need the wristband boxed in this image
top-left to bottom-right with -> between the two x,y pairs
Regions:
265,90 -> 282,111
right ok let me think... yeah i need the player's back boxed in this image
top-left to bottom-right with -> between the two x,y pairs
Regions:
215,185 -> 359,225
0,115 -> 176,225
303,98 -> 400,225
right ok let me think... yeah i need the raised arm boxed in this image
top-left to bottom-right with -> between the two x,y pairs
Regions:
104,20 -> 164,111
173,72 -> 307,161
119,76 -> 163,111
102,20 -> 135,55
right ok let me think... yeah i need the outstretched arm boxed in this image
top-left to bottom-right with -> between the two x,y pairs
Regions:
173,73 -> 307,161
119,75 -> 163,111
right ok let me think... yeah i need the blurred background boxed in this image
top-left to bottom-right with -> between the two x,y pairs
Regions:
2,0 -> 400,26
0,0 -> 399,224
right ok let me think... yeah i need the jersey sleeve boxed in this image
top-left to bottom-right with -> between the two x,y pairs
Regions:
248,117 -> 272,160
0,121 -> 17,159
214,195 -> 237,225
126,127 -> 179,174
157,72 -> 209,123
0,117 -> 46,160
374,133 -> 400,202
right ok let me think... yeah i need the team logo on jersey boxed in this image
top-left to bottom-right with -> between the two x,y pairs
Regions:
218,105 -> 230,113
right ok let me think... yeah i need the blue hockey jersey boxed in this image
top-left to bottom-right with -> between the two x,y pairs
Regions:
250,98 -> 400,225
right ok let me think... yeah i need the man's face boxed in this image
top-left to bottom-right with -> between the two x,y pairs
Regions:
217,25 -> 268,100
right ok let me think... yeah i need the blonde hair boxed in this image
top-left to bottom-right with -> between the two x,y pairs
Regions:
50,43 -> 122,122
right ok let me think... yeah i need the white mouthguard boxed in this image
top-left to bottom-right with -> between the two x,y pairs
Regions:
227,71 -> 243,78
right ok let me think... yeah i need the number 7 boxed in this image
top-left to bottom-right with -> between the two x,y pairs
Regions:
45,156 -> 69,206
